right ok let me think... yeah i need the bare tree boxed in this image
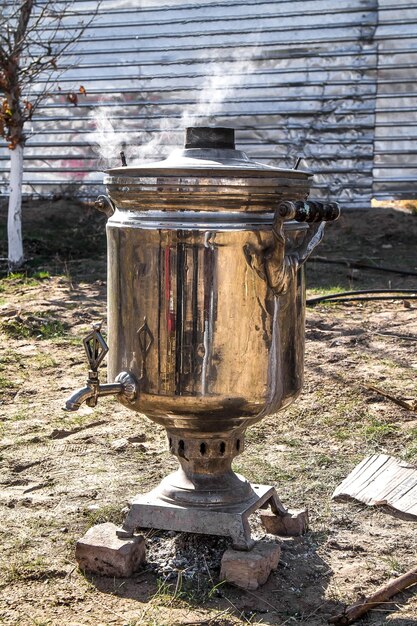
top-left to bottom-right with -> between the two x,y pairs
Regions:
0,0 -> 98,269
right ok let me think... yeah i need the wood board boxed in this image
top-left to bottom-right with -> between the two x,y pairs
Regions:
332,454 -> 417,520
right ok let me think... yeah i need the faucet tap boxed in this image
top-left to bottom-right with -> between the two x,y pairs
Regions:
63,323 -> 137,412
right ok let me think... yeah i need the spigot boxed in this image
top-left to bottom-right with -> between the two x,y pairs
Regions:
63,323 -> 137,412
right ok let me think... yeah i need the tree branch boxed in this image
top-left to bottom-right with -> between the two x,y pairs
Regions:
13,0 -> 35,57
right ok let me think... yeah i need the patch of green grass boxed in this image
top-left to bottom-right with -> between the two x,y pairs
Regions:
54,335 -> 84,347
34,319 -> 66,340
382,555 -> 405,575
2,272 -> 27,282
2,555 -> 49,586
334,427 -> 356,442
362,419 -> 399,443
8,409 -> 28,421
307,284 -> 346,296
0,270 -> 51,291
1,272 -> 39,287
0,375 -> 16,389
82,504 -> 125,528
314,453 -> 335,468
0,350 -> 23,370
152,577 -> 189,608
32,270 -> 50,280
405,427 -> 417,461
0,314 -> 67,340
150,574 -> 225,608
30,353 -> 58,369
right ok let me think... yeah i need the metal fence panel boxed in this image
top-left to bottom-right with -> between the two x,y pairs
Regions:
373,0 -> 417,199
2,0 -> 413,207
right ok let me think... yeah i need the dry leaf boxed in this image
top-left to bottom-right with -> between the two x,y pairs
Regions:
66,93 -> 78,106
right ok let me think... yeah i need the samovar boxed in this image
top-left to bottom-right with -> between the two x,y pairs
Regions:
65,126 -> 339,549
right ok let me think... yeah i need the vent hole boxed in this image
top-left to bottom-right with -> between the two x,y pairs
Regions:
200,442 -> 207,456
169,438 -> 172,448
220,441 -> 226,455
236,439 -> 241,451
178,440 -> 185,453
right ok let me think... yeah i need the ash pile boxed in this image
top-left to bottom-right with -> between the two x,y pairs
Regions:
145,517 -> 278,582
146,531 -> 232,581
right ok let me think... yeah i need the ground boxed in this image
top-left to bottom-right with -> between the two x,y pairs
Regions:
0,201 -> 416,626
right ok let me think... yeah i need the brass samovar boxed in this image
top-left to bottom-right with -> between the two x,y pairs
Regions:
65,126 -> 339,549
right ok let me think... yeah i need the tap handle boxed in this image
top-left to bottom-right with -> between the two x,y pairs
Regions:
83,323 -> 109,372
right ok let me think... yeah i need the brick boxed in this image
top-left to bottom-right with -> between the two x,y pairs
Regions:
260,509 -> 309,536
75,522 -> 146,577
220,541 -> 281,590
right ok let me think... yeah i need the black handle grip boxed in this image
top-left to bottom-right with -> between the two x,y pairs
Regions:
278,200 -> 340,223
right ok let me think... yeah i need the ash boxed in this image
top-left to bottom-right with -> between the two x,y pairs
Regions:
144,514 -> 274,582
145,531 -> 232,581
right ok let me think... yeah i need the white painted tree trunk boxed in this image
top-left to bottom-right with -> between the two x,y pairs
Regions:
7,144 -> 24,269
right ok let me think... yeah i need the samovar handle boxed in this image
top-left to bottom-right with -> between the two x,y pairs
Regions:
95,195 -> 115,218
277,200 -> 340,223
261,199 -> 340,295
277,199 -> 340,266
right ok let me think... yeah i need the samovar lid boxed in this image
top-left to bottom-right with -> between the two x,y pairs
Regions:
104,126 -> 313,212
105,126 -> 312,180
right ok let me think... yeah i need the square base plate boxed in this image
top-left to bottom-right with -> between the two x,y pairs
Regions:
117,483 -> 287,550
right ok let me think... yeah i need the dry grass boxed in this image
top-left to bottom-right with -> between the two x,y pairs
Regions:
0,203 -> 416,625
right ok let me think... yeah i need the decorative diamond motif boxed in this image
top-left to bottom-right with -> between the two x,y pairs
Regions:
83,323 -> 109,371
137,317 -> 154,358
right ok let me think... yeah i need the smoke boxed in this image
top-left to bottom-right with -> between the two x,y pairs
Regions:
90,44 -> 261,166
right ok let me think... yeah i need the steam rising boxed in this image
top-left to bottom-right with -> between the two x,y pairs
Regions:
90,45 -> 260,167
91,108 -> 130,166
181,49 -> 259,129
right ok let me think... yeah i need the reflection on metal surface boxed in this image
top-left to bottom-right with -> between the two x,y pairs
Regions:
137,317 -> 154,383
107,223 -> 309,427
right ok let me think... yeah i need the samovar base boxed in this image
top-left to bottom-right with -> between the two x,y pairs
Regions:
117,482 -> 291,550
117,430 -> 308,549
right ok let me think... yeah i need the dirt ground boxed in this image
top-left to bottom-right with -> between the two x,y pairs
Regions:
0,201 -> 416,626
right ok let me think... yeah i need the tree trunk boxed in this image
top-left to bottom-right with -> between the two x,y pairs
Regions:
7,143 -> 24,270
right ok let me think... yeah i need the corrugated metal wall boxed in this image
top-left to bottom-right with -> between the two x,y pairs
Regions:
373,0 -> 417,199
0,0 -> 415,207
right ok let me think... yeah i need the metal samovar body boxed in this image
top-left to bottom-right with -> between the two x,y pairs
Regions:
65,126 -> 339,548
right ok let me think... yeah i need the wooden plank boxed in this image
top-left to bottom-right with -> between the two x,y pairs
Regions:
332,455 -> 417,520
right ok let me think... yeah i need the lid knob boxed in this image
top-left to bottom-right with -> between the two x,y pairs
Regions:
185,126 -> 235,150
